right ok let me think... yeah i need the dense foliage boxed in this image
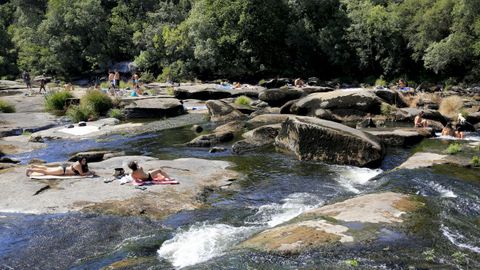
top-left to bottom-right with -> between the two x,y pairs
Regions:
1,0 -> 480,83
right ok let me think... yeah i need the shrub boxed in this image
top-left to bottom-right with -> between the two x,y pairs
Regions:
235,95 -> 252,106
108,108 -> 124,120
100,81 -> 110,89
140,71 -> 155,83
81,90 -> 113,116
66,104 -> 96,123
471,156 -> 480,167
375,76 -> 387,87
44,90 -> 74,113
445,143 -> 462,155
166,87 -> 174,96
119,80 -> 132,89
380,103 -> 396,117
439,96 -> 463,119
0,99 -> 15,113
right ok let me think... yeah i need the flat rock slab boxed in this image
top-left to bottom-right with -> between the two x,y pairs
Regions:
397,152 -> 448,169
0,80 -> 28,90
174,84 -> 232,100
239,192 -> 422,254
230,86 -> 266,98
0,135 -> 46,155
124,97 -> 185,119
0,156 -> 238,219
364,128 -> 434,146
0,113 -> 60,137
0,94 -> 46,113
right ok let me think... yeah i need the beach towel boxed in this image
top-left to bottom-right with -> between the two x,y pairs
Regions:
132,179 -> 179,186
29,172 -> 96,180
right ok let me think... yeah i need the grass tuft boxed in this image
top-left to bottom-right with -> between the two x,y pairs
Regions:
0,99 -> 15,113
439,96 -> 463,119
235,95 -> 252,106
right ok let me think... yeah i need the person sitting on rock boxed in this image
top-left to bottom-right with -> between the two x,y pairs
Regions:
128,160 -> 174,184
441,122 -> 455,137
414,111 -> 428,128
26,157 -> 94,177
455,122 -> 466,139
294,78 -> 305,88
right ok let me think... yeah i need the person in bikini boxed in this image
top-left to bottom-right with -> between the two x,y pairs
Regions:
26,157 -> 94,177
127,160 -> 174,184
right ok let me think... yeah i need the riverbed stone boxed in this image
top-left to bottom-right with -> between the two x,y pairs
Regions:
275,116 -> 385,166
373,88 -> 407,107
123,98 -> 185,119
258,88 -> 304,107
232,124 -> 281,154
364,128 -> 434,147
174,84 -> 232,100
187,120 -> 246,147
0,113 -> 60,137
396,108 -> 447,125
240,192 -> 422,254
68,151 -> 124,162
290,90 -> 383,120
230,86 -> 266,98
206,100 -> 246,122
246,114 -> 293,129
0,156 -> 238,219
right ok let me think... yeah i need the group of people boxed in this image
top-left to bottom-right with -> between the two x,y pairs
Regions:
415,111 -> 470,139
25,158 -> 173,185
107,71 -> 143,97
22,71 -> 48,94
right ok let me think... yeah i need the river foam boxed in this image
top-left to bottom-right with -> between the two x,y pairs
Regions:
427,181 -> 457,198
158,193 -> 323,268
331,165 -> 383,193
441,225 -> 480,253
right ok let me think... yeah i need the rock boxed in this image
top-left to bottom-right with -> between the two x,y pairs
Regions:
102,151 -> 125,160
247,114 -> 293,129
69,151 -> 121,162
239,192 -> 422,254
174,84 -> 232,100
0,156 -> 238,218
396,108 -> 447,125
124,98 -> 185,119
206,100 -> 246,122
209,147 -> 227,153
397,152 -> 448,169
28,158 -> 46,164
0,163 -> 16,170
275,116 -> 385,167
313,109 -> 340,122
78,121 -> 87,127
187,121 -> 245,147
259,88 -> 304,107
260,78 -> 291,89
230,86 -> 266,98
230,103 -> 256,115
0,157 -> 20,164
250,100 -> 269,108
191,125 -> 203,133
279,99 -> 299,114
0,113 -> 59,137
373,89 -> 407,107
466,112 -> 480,125
0,80 -> 28,90
291,90 -> 383,119
301,86 -> 335,95
364,128 -> 434,147
250,107 -> 281,118
233,124 -> 281,154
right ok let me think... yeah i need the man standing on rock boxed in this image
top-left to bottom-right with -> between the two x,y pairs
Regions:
114,70 -> 120,89
22,71 -> 32,92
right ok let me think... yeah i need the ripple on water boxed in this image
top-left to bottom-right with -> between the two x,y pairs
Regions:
330,165 -> 383,194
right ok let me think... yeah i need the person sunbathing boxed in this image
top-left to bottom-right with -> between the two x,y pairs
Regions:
26,157 -> 94,177
127,161 -> 174,184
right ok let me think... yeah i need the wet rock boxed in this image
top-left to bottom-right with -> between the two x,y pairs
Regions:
258,88 -> 304,107
174,84 -> 232,100
124,98 -> 185,119
232,124 -> 281,154
397,152 -> 448,169
373,88 -> 407,107
240,192 -> 423,254
209,147 -> 227,153
206,100 -> 246,122
187,121 -> 245,147
191,125 -> 203,133
365,128 -> 434,147
275,116 -> 385,167
291,90 -> 383,119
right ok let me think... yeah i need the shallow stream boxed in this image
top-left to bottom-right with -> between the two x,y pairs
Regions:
1,126 -> 479,269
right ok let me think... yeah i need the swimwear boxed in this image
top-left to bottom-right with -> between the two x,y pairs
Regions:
61,164 -> 68,175
147,173 -> 153,181
72,166 -> 80,175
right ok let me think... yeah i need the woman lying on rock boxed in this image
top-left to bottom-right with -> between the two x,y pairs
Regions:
128,161 -> 177,185
26,157 -> 94,177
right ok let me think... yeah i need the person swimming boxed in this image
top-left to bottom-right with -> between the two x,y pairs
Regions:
441,122 -> 455,137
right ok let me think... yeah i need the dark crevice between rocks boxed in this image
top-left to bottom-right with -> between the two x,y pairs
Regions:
33,185 -> 51,196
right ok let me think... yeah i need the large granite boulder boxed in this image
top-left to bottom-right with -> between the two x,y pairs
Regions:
206,100 -> 246,122
124,98 -> 185,119
259,88 -> 304,107
246,114 -> 294,129
300,86 -> 335,95
291,90 -> 383,119
187,120 -> 245,147
240,192 -> 423,254
275,116 -> 385,167
373,88 -> 407,107
174,84 -> 232,100
466,112 -> 480,125
364,128 -> 434,147
396,108 -> 447,125
232,124 -> 281,154
230,86 -> 266,98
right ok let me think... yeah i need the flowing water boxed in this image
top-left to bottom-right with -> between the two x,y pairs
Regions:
1,126 -> 479,269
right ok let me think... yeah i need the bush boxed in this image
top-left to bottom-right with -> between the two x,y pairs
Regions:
439,96 -> 463,119
45,90 -> 74,113
81,90 -> 113,116
108,108 -> 124,120
0,99 -> 15,113
445,143 -> 462,155
66,104 -> 96,123
375,76 -> 387,87
235,95 -> 252,106
166,87 -> 174,96
140,71 -> 155,83
100,81 -> 110,89
471,156 -> 480,167
380,103 -> 396,117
